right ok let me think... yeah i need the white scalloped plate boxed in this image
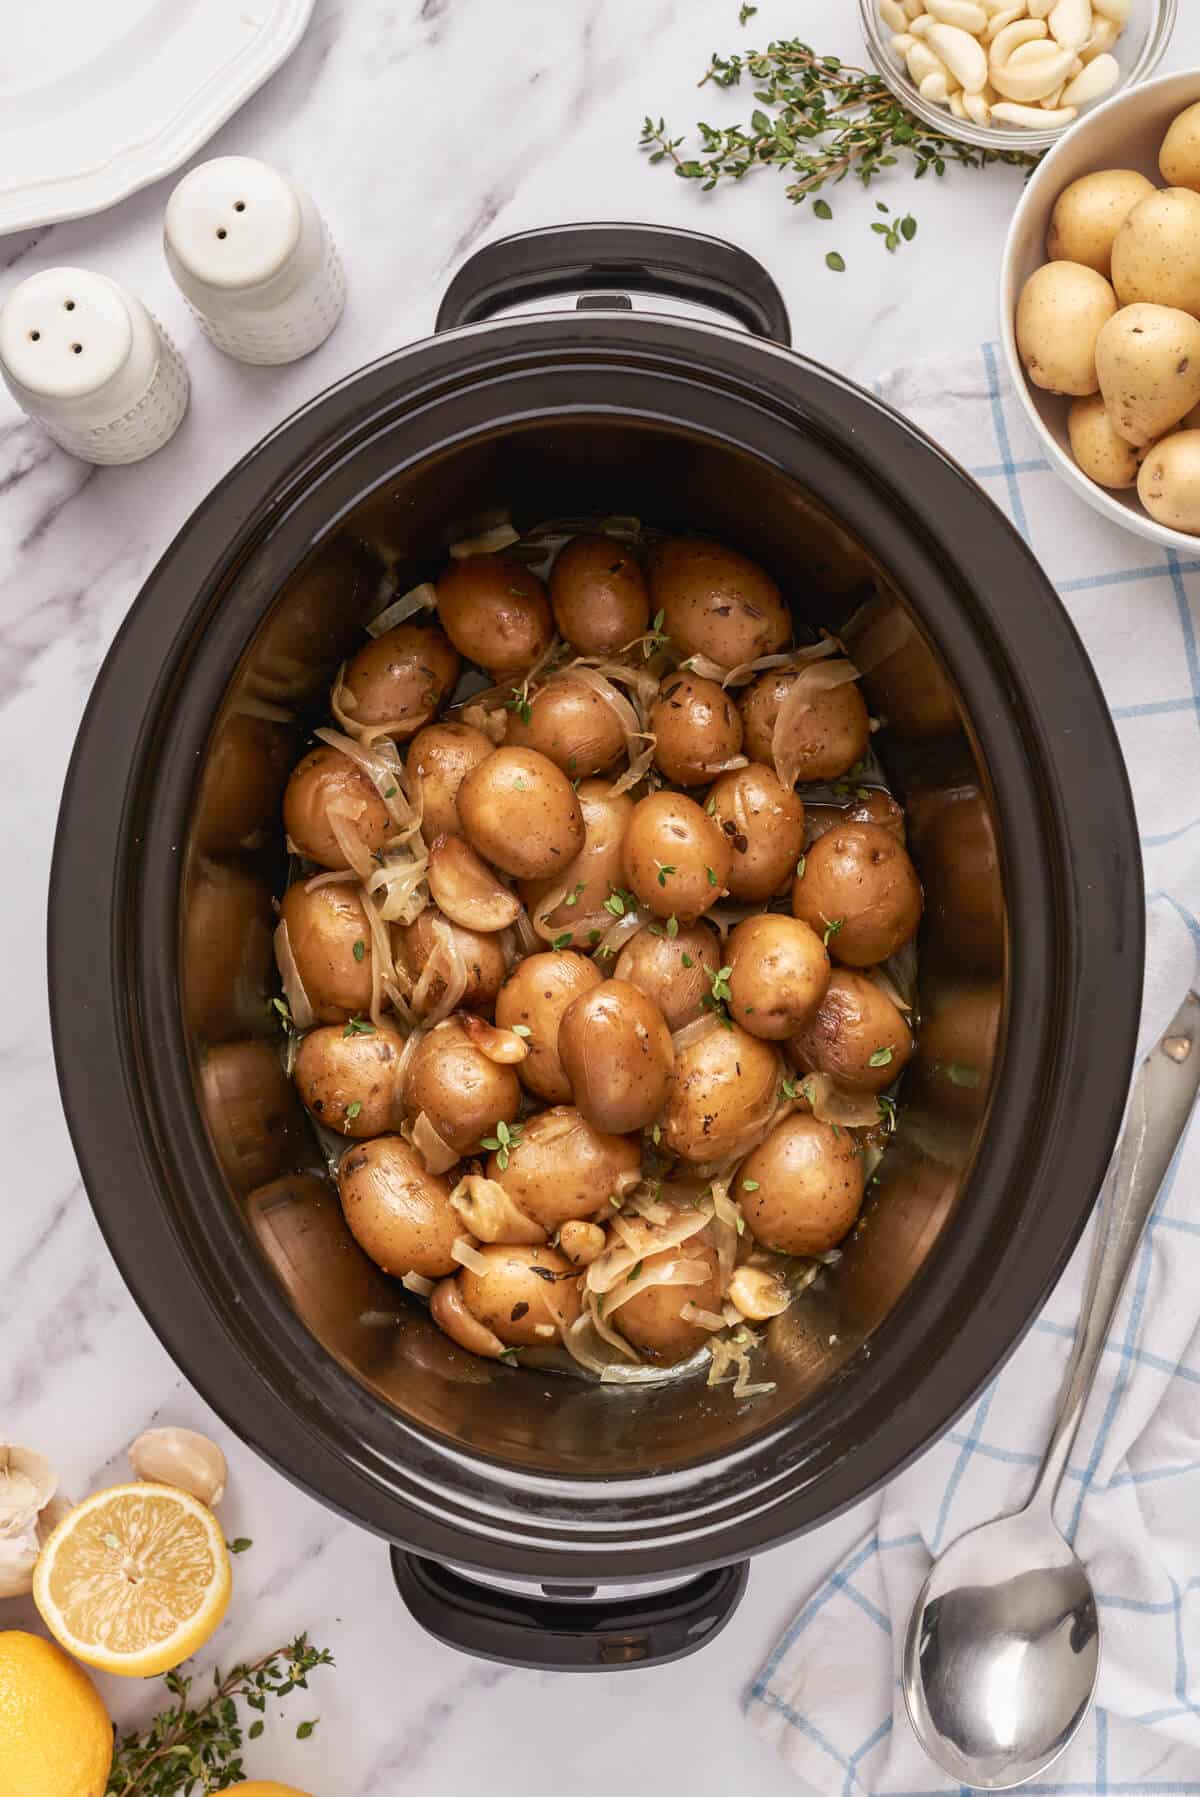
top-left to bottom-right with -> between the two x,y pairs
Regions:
0,0 -> 316,235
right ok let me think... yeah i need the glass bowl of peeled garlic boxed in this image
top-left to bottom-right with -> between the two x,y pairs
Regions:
859,0 -> 1176,153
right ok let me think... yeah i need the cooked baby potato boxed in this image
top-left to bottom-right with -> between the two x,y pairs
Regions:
457,1244 -> 583,1347
622,791 -> 732,921
1138,430 -> 1200,535
404,1016 -> 521,1155
792,822 -> 922,967
435,553 -> 552,677
393,906 -> 508,1014
737,1113 -> 865,1256
489,1104 -> 642,1231
495,950 -> 603,1102
279,878 -> 374,1023
739,666 -> 869,782
1015,261 -> 1117,397
1160,102 -> 1200,194
294,1021 -> 407,1137
282,745 -> 392,870
407,720 -> 494,844
557,978 -> 675,1134
613,1234 -> 723,1366
650,673 -> 744,786
338,622 -> 458,741
1047,170 -> 1156,279
648,537 -> 790,668
707,764 -> 805,902
726,914 -> 830,1040
1111,188 -> 1200,318
337,1135 -> 460,1277
662,1022 -> 780,1163
505,674 -> 626,777
520,781 -> 634,944
614,919 -> 721,1031
549,534 -> 650,655
1095,304 -> 1200,448
1067,392 -> 1146,490
457,746 -> 585,879
787,968 -> 913,1094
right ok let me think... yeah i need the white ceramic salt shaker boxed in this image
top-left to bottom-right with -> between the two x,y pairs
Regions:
0,268 -> 189,464
164,157 -> 345,365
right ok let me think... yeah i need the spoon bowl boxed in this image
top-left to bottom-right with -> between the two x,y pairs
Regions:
903,1509 -> 1098,1789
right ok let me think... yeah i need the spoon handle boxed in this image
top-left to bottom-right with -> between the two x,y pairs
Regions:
1031,990 -> 1200,1514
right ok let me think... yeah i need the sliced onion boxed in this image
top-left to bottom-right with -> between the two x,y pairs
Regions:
562,665 -> 643,740
703,753 -> 749,776
606,737 -> 656,800
450,522 -> 521,557
600,1256 -> 711,1320
411,916 -> 469,1027
314,726 -> 418,834
586,1202 -> 712,1295
393,1023 -> 426,1106
326,800 -> 375,881
367,581 -> 437,637
272,920 -> 315,1031
802,1072 -> 883,1129
587,1291 -> 643,1360
867,964 -> 913,1015
734,1377 -> 777,1399
709,1177 -> 741,1289
676,652 -> 729,682
627,1191 -> 673,1226
401,1271 -> 435,1298
718,640 -> 838,689
596,513 -> 641,539
844,601 -> 913,674
703,902 -> 759,940
449,1174 -> 546,1245
772,659 -> 863,793
365,847 -> 429,925
592,905 -> 648,962
408,1112 -> 459,1176
451,1237 -> 492,1275
670,1013 -> 721,1055
880,939 -> 918,1012
513,907 -> 540,957
357,887 -> 398,1028
680,1302 -> 727,1332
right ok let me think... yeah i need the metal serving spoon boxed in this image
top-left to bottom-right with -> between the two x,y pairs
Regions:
903,990 -> 1200,1790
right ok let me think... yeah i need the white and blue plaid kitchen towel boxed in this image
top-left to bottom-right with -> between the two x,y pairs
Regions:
748,345 -> 1200,1795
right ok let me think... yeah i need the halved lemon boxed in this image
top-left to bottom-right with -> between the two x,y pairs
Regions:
33,1482 -> 232,1678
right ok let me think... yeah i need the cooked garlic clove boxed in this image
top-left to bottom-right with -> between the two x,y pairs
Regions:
1060,51 -> 1119,105
0,1529 -> 40,1599
0,1444 -> 57,1539
558,1220 -> 607,1267
728,1266 -> 792,1323
128,1427 -> 228,1506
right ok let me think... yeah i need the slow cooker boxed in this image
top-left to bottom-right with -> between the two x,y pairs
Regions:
49,224 -> 1143,1670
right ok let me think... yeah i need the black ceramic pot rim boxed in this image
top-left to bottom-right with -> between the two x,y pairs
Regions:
49,308 -> 1144,1579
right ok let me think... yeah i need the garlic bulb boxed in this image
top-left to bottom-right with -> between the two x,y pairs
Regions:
128,1428 -> 227,1506
0,1443 -> 60,1598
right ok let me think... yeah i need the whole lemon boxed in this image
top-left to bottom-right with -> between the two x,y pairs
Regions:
225,1785 -> 316,1796
0,1630 -> 113,1797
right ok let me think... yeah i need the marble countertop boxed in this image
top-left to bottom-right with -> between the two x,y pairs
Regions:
3,3 -> 1196,1791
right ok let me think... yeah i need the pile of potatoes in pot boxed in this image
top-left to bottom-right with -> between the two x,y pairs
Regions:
264,514 -> 922,1396
1016,102 -> 1200,534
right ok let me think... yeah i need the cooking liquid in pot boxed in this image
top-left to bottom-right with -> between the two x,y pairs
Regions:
266,512 -> 920,1400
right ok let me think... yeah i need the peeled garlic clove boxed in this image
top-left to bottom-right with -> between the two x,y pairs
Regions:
728,1265 -> 792,1322
1091,0 -> 1129,20
0,1444 -> 58,1539
991,99 -> 1077,125
1060,52 -> 1119,106
1080,17 -> 1119,60
1049,0 -> 1092,49
128,1427 -> 227,1506
0,1529 -> 40,1599
879,0 -> 910,29
926,0 -> 988,34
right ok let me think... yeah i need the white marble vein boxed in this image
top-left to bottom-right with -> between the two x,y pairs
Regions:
1,2 -> 1197,1792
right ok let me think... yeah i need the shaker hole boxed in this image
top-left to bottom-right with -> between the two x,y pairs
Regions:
216,227 -> 228,240
234,200 -> 246,212
29,330 -> 40,342
64,299 -> 76,311
71,343 -> 82,354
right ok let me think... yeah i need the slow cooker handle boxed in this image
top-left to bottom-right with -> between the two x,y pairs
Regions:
391,1550 -> 749,1671
435,222 -> 791,345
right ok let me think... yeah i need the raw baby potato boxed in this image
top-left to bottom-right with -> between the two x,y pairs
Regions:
1047,170 -> 1156,279
1015,261 -> 1117,396
1067,392 -> 1145,489
1138,431 -> 1200,534
1094,305 -> 1200,448
1160,102 -> 1200,194
1111,188 -> 1200,318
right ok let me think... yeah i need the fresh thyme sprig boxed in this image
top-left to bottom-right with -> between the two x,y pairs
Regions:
106,1635 -> 333,1797
640,36 -> 1040,261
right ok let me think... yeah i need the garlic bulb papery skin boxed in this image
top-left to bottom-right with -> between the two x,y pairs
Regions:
0,1444 -> 61,1598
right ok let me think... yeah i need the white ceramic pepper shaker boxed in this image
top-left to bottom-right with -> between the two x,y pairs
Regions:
163,157 -> 345,365
0,268 -> 189,464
